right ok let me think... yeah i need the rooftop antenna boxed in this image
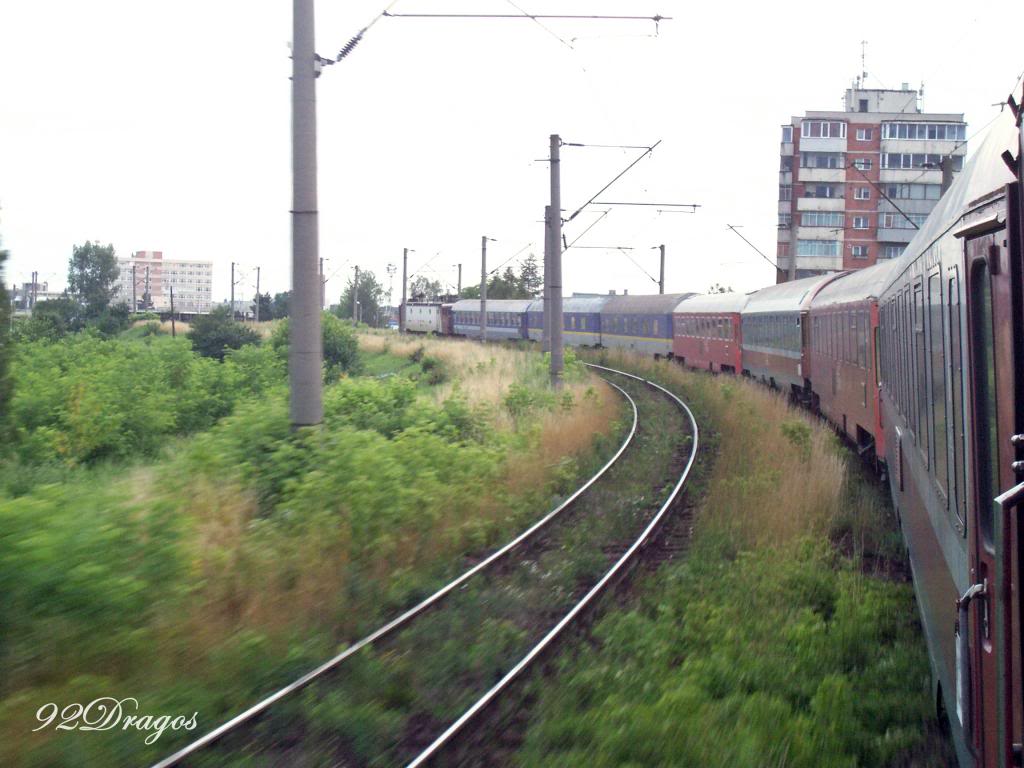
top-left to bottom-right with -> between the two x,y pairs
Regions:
860,40 -> 868,86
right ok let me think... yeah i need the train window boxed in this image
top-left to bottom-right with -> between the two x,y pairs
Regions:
582,316 -> 588,331
643,320 -> 649,336
948,273 -> 966,531
914,283 -> 928,464
928,273 -> 948,500
654,319 -> 660,336
971,260 -> 998,550
859,311 -> 868,368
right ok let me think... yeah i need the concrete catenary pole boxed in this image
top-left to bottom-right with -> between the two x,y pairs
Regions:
289,0 -> 323,426
456,263 -> 462,296
940,155 -> 954,195
400,248 -> 408,333
480,236 -> 488,343
145,266 -> 150,309
230,262 -> 235,317
550,135 -> 564,387
132,264 -> 137,312
542,205 -> 552,353
170,286 -> 176,338
353,265 -> 360,323
658,244 -> 665,294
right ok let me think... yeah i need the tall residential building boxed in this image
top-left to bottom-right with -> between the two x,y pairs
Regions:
776,84 -> 966,282
113,251 -> 213,313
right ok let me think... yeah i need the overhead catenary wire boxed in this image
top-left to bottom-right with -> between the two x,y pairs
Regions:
726,224 -> 778,270
505,0 -> 575,51
564,140 -> 662,223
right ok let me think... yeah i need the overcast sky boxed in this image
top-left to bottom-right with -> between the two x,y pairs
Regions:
1,0 -> 1021,305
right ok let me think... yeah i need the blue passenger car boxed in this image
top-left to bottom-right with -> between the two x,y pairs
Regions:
599,293 -> 695,357
450,299 -> 533,340
525,297 -> 608,346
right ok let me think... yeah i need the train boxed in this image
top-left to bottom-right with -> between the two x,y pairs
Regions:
403,95 -> 1024,767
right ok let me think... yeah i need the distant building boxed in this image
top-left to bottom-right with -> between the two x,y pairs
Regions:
113,251 -> 213,313
12,280 -> 65,310
777,83 -> 967,282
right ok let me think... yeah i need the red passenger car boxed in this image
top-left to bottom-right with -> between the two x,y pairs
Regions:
672,292 -> 749,373
808,260 -> 899,460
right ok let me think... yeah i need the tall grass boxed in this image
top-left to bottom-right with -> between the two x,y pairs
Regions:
515,349 -> 950,768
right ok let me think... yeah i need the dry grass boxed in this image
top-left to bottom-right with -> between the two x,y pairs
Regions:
594,349 -> 848,550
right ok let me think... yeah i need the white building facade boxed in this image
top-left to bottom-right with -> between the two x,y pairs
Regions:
113,251 -> 213,313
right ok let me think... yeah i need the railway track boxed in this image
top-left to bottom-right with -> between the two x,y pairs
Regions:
151,363 -> 698,768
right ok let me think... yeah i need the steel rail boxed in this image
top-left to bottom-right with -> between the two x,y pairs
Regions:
405,363 -> 699,767
150,376 -> 639,768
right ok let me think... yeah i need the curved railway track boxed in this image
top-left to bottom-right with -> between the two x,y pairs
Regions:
151,363 -> 698,768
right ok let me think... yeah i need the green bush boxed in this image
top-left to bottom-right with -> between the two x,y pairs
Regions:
270,312 -> 361,380
186,306 -> 260,361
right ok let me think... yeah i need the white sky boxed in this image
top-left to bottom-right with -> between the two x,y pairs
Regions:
1,0 -> 1021,305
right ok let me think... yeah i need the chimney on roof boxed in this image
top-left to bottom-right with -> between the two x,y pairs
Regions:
608,289 -> 616,295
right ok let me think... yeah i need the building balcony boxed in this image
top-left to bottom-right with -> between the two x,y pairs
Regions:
780,141 -> 793,156
797,227 -> 845,242
881,139 -> 966,155
797,197 -> 845,212
876,228 -> 916,243
877,198 -> 938,216
798,167 -> 847,183
797,136 -> 847,153
777,229 -> 791,243
794,254 -> 844,271
879,169 -> 942,184
779,171 -> 792,185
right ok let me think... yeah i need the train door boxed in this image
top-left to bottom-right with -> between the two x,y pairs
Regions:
962,195 -> 1023,767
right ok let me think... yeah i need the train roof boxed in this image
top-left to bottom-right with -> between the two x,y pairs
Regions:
742,273 -> 846,314
600,293 -> 696,314
673,292 -> 751,314
450,299 -> 536,313
883,110 -> 1019,291
525,296 -> 609,313
811,259 -> 902,308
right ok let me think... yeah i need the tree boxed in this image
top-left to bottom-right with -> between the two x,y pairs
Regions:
68,241 -> 119,317
409,276 -> 443,302
187,306 -> 261,361
708,282 -> 733,294
519,252 -> 542,297
253,292 -> 273,321
14,298 -> 84,342
338,270 -> 387,326
272,291 -> 291,319
271,311 -> 361,380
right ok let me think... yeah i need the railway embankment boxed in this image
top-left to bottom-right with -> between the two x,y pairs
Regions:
0,329 -> 619,767
514,350 -> 956,768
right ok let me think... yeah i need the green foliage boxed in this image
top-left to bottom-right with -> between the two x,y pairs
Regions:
337,269 -> 387,326
270,312 -> 362,380
0,250 -> 11,447
7,334 -> 277,466
13,298 -> 84,342
271,290 -> 291,318
67,241 -> 119,316
460,254 -> 542,299
519,540 -> 935,768
781,418 -> 812,460
187,306 -> 261,361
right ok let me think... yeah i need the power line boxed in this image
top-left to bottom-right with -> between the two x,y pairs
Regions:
505,0 -> 575,51
616,247 -> 659,285
383,12 -> 671,21
593,201 -> 700,208
489,241 -> 534,276
726,224 -> 778,270
565,140 -> 662,222
846,163 -> 919,230
564,208 -> 612,250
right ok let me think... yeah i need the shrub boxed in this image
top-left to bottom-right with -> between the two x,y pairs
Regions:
270,312 -> 362,380
187,306 -> 261,361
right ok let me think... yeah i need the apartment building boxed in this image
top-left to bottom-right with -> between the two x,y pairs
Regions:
777,84 -> 966,282
113,250 -> 213,313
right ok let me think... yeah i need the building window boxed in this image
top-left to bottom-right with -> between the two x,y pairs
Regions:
859,99 -> 868,113
880,212 -> 929,229
780,156 -> 793,172
851,245 -> 869,258
853,216 -> 869,229
800,152 -> 845,169
781,125 -> 793,143
854,186 -> 871,200
880,244 -> 905,259
801,120 -> 847,139
779,185 -> 792,201
800,211 -> 844,228
796,240 -> 840,257
855,128 -> 873,141
852,157 -> 873,171
881,153 -> 963,171
778,213 -> 792,228
882,183 -> 941,200
804,184 -> 840,199
882,122 -> 966,141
